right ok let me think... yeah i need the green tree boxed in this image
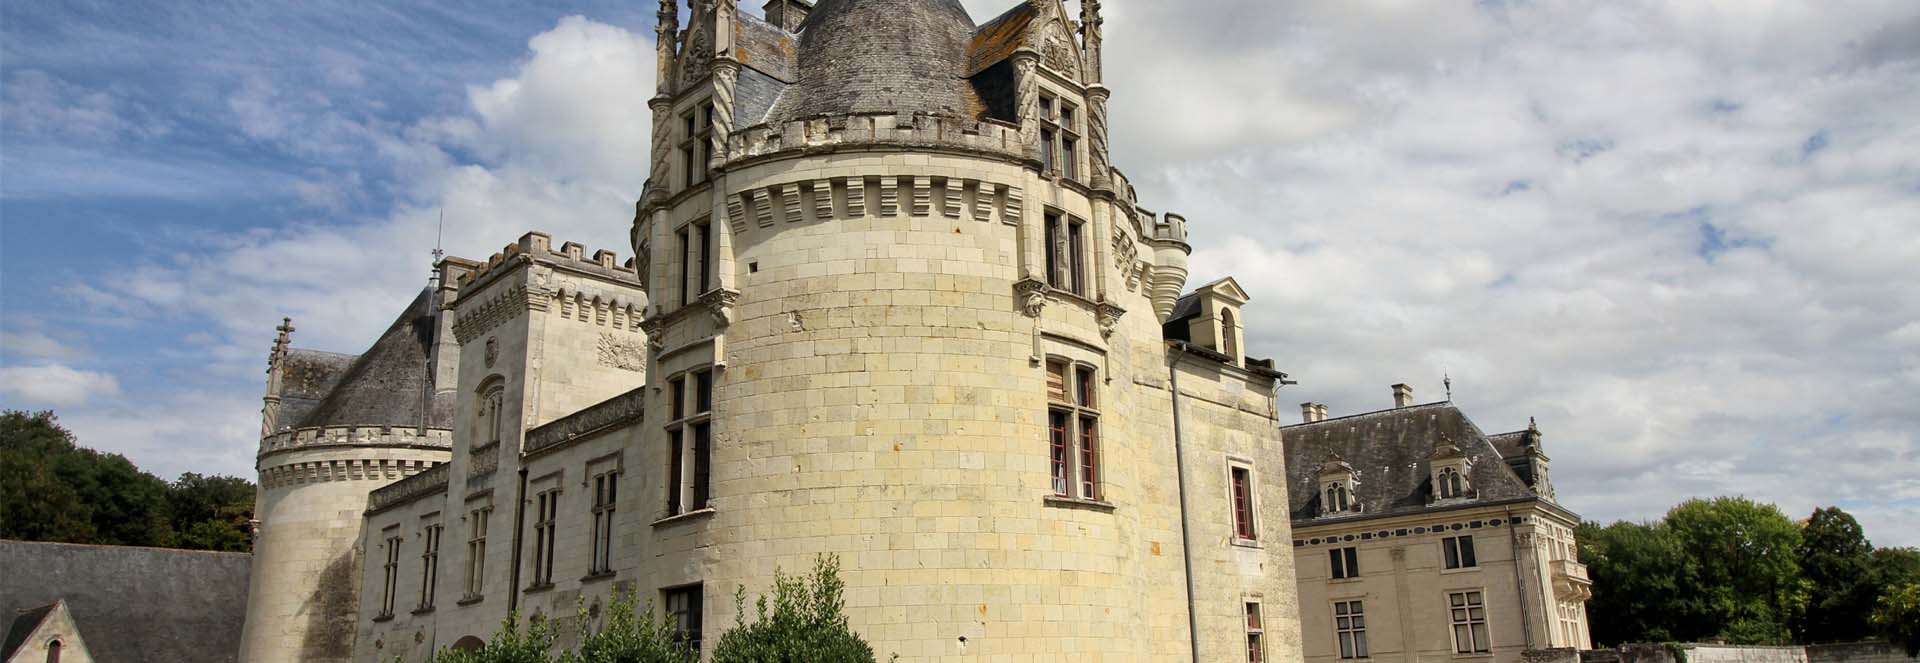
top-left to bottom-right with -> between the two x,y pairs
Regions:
168,472 -> 256,552
1579,520 -> 1702,645
712,554 -> 879,663
561,591 -> 699,663
1666,497 -> 1808,644
421,612 -> 557,663
1,410 -> 172,546
1797,507 -> 1877,643
1871,547 -> 1920,590
1870,583 -> 1920,656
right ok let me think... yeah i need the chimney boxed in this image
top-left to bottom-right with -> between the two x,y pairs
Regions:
1301,403 -> 1317,424
763,0 -> 813,31
1392,383 -> 1414,408
1316,404 -> 1329,421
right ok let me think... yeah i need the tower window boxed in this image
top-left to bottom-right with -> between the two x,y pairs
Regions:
664,584 -> 704,654
589,471 -> 618,574
1043,212 -> 1087,295
530,490 -> 559,587
679,102 -> 713,189
1046,359 -> 1101,500
1324,483 -> 1352,514
418,523 -> 442,611
465,508 -> 490,599
379,532 -> 401,618
666,368 -> 714,516
1230,464 -> 1258,542
1245,602 -> 1266,663
1037,95 -> 1080,181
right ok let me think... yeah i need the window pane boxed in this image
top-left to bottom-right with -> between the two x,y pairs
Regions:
1049,411 -> 1069,495
1345,547 -> 1359,576
1444,539 -> 1460,569
1461,537 -> 1477,567
695,370 -> 713,413
1068,221 -> 1085,294
1078,416 -> 1099,499
692,423 -> 712,509
1043,216 -> 1061,288
1074,366 -> 1095,408
1046,361 -> 1068,402
1330,549 -> 1344,579
667,430 -> 684,514
1356,631 -> 1369,658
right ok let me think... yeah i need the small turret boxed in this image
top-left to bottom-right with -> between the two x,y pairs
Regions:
1148,212 -> 1191,322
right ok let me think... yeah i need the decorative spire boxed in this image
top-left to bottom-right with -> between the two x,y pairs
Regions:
656,0 -> 680,96
270,318 -> 295,368
261,317 -> 295,437
1444,372 -> 1452,400
1078,0 -> 1104,84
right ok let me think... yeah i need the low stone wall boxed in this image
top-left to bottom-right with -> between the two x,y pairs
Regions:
1533,642 -> 1915,663
1810,642 -> 1919,663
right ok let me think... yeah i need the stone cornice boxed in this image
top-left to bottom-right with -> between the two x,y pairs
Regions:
523,386 -> 645,458
257,425 -> 453,461
367,462 -> 450,514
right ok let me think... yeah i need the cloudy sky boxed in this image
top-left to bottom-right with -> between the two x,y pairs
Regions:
2,0 -> 1916,545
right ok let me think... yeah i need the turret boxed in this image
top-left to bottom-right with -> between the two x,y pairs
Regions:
1148,212 -> 1191,321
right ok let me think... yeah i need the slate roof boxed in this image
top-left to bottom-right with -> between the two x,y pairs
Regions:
0,540 -> 251,663
1,603 -> 56,660
276,348 -> 355,431
1282,402 -> 1545,523
765,0 -> 990,124
291,288 -> 452,430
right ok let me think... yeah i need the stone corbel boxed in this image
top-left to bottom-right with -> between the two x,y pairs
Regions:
701,287 -> 741,328
1096,301 -> 1125,339
1013,277 -> 1048,365
639,315 -> 668,356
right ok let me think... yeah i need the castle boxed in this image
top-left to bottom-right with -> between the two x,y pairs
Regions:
236,0 -> 1309,661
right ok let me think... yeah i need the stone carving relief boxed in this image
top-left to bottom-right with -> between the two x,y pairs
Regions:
484,337 -> 498,368
703,288 -> 740,327
681,25 -> 712,86
596,333 -> 646,372
1014,278 -> 1048,317
1040,22 -> 1081,79
1096,302 -> 1126,339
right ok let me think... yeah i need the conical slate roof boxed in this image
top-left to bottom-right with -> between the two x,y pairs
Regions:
293,288 -> 449,430
767,0 -> 986,123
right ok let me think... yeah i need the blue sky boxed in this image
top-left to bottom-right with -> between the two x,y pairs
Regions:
3,0 -> 1918,546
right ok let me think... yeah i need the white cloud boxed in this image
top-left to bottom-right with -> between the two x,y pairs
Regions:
0,364 -> 121,407
0,329 -> 83,360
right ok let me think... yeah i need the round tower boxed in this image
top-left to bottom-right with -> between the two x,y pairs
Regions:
238,294 -> 455,663
626,0 -> 1282,659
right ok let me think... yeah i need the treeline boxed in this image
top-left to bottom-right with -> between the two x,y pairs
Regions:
1580,496 -> 1919,653
0,410 -> 256,552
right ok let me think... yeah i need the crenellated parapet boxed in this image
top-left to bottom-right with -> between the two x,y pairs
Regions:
722,112 -> 1025,167
720,172 -> 1026,238
257,425 -> 453,461
259,457 -> 442,491
365,462 -> 450,514
456,231 -> 642,292
1145,212 -> 1193,323
451,231 -> 649,343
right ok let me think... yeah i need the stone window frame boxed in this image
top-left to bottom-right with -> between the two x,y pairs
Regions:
586,460 -> 621,577
679,98 -> 713,190
1037,92 -> 1081,181
527,484 -> 561,590
416,518 -> 443,613
1437,467 -> 1467,500
1042,208 -> 1090,297
1225,457 -> 1262,546
462,503 -> 492,602
1330,546 -> 1360,580
1044,356 -> 1103,502
1244,600 -> 1266,663
663,583 -> 704,654
1447,589 -> 1492,655
1322,481 -> 1354,516
674,216 -> 713,309
1442,535 -> 1479,571
1334,599 -> 1370,659
662,366 -> 715,519
475,375 -> 508,449
377,525 -> 402,620
46,639 -> 60,663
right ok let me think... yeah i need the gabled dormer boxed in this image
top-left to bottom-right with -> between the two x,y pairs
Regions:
1162,277 -> 1251,366
1429,437 -> 1474,503
1319,453 -> 1359,517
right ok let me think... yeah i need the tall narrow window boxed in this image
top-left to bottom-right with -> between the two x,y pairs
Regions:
1448,591 -> 1490,654
1067,219 -> 1085,295
1043,213 -> 1087,294
1443,536 -> 1478,570
530,491 -> 558,587
46,640 -> 60,663
380,533 -> 401,618
696,220 -> 712,296
1038,96 -> 1057,174
1037,96 -> 1080,181
1335,600 -> 1369,659
484,385 -> 506,446
465,508 -> 490,598
1045,359 -> 1101,501
665,585 -> 704,654
590,472 -> 619,574
1231,465 -> 1258,541
1044,212 -> 1062,289
418,524 -> 442,610
679,102 -> 713,189
1059,104 -> 1079,180
1438,467 -> 1466,499
677,227 -> 692,307
1325,483 -> 1352,514
1221,309 -> 1238,360
666,368 -> 714,516
1330,546 -> 1360,579
1245,602 -> 1265,663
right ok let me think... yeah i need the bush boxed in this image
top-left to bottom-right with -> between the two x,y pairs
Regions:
421,591 -> 696,663
711,555 -> 879,663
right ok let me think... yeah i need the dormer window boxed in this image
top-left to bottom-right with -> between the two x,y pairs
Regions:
1038,94 -> 1079,180
1429,439 -> 1472,502
1324,483 -> 1351,513
1318,453 -> 1358,517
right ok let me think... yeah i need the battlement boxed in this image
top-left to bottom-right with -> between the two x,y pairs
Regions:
1150,212 -> 1190,245
257,425 -> 453,460
456,231 -> 642,291
724,112 -> 1025,164
366,462 -> 450,514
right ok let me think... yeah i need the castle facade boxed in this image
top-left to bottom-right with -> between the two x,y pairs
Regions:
237,1 -> 1307,661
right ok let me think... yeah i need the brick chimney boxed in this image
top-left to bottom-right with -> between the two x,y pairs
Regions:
1392,383 -> 1414,408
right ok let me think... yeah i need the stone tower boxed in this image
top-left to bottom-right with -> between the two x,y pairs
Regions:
237,266 -> 466,663
623,0 -> 1298,658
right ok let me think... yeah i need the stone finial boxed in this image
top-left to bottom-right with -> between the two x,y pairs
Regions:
270,318 -> 295,365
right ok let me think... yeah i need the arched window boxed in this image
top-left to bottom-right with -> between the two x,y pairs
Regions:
1220,309 -> 1238,360
476,377 -> 507,446
1325,484 -> 1351,513
1438,468 -> 1465,499
451,636 -> 485,653
47,640 -> 61,663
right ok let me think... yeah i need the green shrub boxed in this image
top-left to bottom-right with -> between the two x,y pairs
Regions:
711,555 -> 879,663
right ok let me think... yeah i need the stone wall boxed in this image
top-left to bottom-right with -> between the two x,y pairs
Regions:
1545,642 -> 1916,663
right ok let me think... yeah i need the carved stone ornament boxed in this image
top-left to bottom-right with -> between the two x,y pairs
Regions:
702,288 -> 741,328
1013,277 -> 1048,318
639,316 -> 668,355
484,337 -> 498,368
1040,22 -> 1081,78
1096,301 -> 1126,339
681,23 -> 712,86
595,333 -> 647,372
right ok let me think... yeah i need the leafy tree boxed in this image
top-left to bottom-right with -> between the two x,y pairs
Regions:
1,410 -> 171,546
1579,520 -> 1702,645
168,472 -> 256,552
420,612 -> 557,663
1871,583 -> 1920,656
1871,547 -> 1920,590
561,591 -> 699,663
1797,507 -> 1877,643
712,554 -> 879,663
1665,497 -> 1807,644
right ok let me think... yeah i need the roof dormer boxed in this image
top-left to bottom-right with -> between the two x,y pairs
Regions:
1177,277 -> 1250,365
1319,453 -> 1359,517
1429,437 -> 1474,503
